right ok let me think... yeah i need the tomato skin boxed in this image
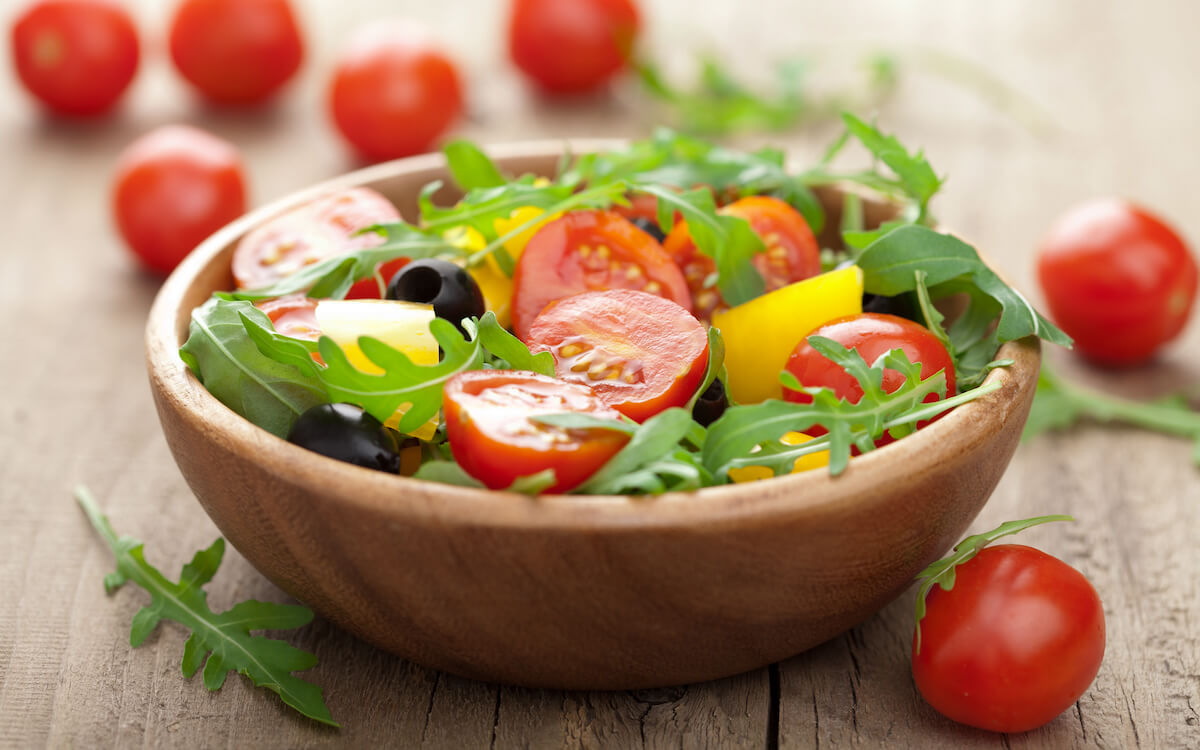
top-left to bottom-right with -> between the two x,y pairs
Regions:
168,0 -> 304,106
443,370 -> 629,493
511,210 -> 692,340
11,0 -> 139,117
329,22 -> 464,161
1037,198 -> 1197,366
783,313 -> 955,442
112,125 -> 247,276
508,0 -> 640,95
232,187 -> 400,290
345,257 -> 411,300
664,195 -> 821,321
526,290 -> 709,422
912,544 -> 1105,733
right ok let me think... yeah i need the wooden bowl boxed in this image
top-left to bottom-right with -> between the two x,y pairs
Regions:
146,141 -> 1040,690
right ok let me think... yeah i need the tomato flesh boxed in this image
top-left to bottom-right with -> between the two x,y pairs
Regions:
1037,198 -> 1198,366
526,290 -> 709,422
232,187 -> 400,290
511,210 -> 692,340
443,371 -> 629,493
508,0 -> 640,94
664,195 -> 821,321
784,313 -> 955,443
912,544 -> 1105,733
12,0 -> 140,117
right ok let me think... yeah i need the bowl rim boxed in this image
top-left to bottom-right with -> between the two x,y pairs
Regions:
146,139 -> 1040,533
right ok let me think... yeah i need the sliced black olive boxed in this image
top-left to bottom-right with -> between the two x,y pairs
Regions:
692,379 -> 728,427
386,258 -> 485,334
862,292 -> 916,319
630,216 -> 667,243
287,403 -> 401,473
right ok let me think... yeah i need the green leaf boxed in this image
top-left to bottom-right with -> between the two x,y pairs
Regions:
412,460 -> 486,488
856,225 -> 1072,348
912,515 -> 1074,653
179,298 -> 326,438
506,470 -> 558,495
74,487 -> 338,727
469,313 -> 555,375
443,140 -> 507,189
840,113 -> 943,221
686,327 -> 726,411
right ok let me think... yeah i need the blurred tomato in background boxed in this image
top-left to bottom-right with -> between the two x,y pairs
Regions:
508,0 -> 640,94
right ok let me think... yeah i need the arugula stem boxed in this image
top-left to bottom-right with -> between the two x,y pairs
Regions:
466,183 -> 622,268
1048,371 -> 1200,437
75,485 -> 120,550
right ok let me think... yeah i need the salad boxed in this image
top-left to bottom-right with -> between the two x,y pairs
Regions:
180,114 -> 1070,495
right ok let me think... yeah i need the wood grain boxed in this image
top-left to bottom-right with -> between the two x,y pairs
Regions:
2,0 -> 1198,747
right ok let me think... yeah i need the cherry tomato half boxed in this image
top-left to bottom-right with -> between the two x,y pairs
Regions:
913,544 -> 1105,733
508,0 -> 640,95
112,125 -> 246,276
344,257 -> 411,300
1037,198 -> 1198,366
329,22 -> 464,161
232,187 -> 400,290
783,313 -> 955,443
526,290 -> 709,422
256,294 -> 319,341
168,0 -> 304,106
511,210 -> 692,340
443,370 -> 629,493
664,195 -> 821,321
11,0 -> 139,117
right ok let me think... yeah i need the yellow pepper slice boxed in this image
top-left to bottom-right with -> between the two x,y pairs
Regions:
712,266 -> 863,405
727,431 -> 830,483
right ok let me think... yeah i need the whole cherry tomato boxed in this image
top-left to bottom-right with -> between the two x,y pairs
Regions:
328,22 -> 464,161
1037,198 -> 1197,366
167,0 -> 304,106
508,0 -> 640,94
443,370 -> 629,493
11,0 -> 139,117
913,544 -> 1105,733
783,313 -> 955,443
664,195 -> 821,321
112,125 -> 246,275
510,210 -> 692,340
526,290 -> 709,422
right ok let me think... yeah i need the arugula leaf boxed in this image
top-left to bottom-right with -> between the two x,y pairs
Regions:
1023,366 -> 1200,464
412,459 -> 486,488
419,179 -> 571,239
839,113 -> 944,222
856,225 -> 1072,348
179,298 -> 326,438
467,314 -> 555,375
913,515 -> 1073,653
75,487 -> 337,726
443,140 -> 507,190
686,327 -> 726,411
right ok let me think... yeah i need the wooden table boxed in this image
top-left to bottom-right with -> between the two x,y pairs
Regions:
3,1 -> 1198,747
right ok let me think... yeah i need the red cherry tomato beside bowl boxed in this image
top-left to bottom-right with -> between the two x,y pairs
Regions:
11,0 -> 140,117
328,22 -> 464,162
112,125 -> 247,276
508,0 -> 640,94
1037,198 -> 1198,366
913,544 -> 1105,733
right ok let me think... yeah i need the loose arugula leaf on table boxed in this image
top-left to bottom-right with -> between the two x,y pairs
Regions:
75,487 -> 337,726
913,515 -> 1073,653
180,298 -> 326,438
1023,366 -> 1200,464
442,139 -> 508,190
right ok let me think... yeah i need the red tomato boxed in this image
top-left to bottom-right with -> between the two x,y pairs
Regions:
783,313 -> 955,443
913,544 -> 1105,733
508,0 -> 640,95
11,0 -> 139,117
256,294 -> 319,340
329,22 -> 464,161
167,0 -> 303,106
664,195 -> 821,321
1037,198 -> 1197,366
344,257 -> 411,300
443,370 -> 629,493
232,187 -> 400,290
511,210 -> 692,340
112,125 -> 246,276
526,290 -> 709,422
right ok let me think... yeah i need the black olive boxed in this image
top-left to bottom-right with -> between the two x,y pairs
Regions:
629,216 -> 667,243
385,258 -> 485,334
862,292 -> 916,319
287,403 -> 402,473
692,379 -> 728,427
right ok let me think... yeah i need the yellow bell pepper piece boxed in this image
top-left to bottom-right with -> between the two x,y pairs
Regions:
444,226 -> 514,328
727,432 -> 830,483
712,266 -> 863,405
493,205 -> 561,260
